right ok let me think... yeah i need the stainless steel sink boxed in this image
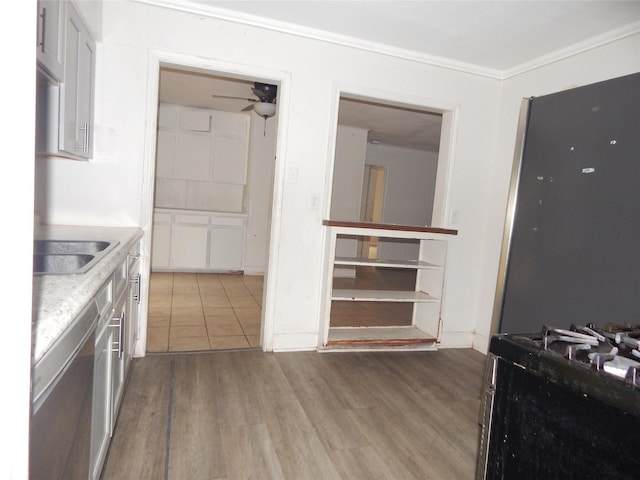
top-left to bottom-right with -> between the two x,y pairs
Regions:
33,240 -> 119,275
33,253 -> 95,274
34,240 -> 112,255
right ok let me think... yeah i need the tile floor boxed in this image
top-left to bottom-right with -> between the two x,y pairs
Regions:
146,267 -> 417,353
146,272 -> 263,353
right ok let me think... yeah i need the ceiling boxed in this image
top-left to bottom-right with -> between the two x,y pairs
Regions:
157,1 -> 640,151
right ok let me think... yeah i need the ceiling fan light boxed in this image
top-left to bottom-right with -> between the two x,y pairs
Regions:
253,102 -> 276,117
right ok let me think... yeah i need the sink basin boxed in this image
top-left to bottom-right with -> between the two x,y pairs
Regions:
34,240 -> 112,255
33,254 -> 95,274
33,240 -> 119,275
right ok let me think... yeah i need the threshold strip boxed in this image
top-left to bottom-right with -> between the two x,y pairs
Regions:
164,359 -> 176,480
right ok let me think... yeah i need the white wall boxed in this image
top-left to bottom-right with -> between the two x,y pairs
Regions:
472,33 -> 640,352
35,0 -> 639,353
3,2 -> 35,477
365,143 -> 439,260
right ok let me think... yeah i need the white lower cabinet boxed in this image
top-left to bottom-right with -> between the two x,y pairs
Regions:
110,291 -> 127,430
152,208 -> 246,271
210,227 -> 244,270
90,280 -> 114,480
90,241 -> 142,480
171,223 -> 209,268
90,320 -> 112,480
126,248 -> 141,374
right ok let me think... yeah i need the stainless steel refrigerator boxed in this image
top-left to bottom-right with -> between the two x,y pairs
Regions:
495,72 -> 640,333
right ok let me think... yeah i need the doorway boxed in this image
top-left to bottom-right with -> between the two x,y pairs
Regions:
328,93 -> 447,332
144,63 -> 280,354
359,164 -> 386,258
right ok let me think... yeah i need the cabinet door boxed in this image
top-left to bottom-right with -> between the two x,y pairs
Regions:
211,112 -> 249,184
36,0 -> 65,81
126,251 -> 141,369
212,135 -> 248,184
111,293 -> 127,429
151,223 -> 171,269
76,28 -> 95,158
175,132 -> 212,181
171,224 -> 208,269
210,227 -> 244,270
60,4 -> 95,159
90,324 -> 112,480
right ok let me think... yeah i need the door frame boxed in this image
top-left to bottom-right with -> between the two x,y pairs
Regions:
137,49 -> 291,355
326,86 -> 458,232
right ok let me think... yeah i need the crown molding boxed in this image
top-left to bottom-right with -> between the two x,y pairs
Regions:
133,0 -> 640,81
502,20 -> 640,79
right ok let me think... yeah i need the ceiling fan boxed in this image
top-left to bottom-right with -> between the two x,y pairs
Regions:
212,82 -> 277,117
212,82 -> 277,135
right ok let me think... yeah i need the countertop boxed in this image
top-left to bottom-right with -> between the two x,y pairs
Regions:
32,225 -> 143,364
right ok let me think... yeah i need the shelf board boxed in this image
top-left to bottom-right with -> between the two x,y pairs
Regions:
323,326 -> 437,351
334,256 -> 441,269
332,289 -> 438,302
323,220 -> 457,236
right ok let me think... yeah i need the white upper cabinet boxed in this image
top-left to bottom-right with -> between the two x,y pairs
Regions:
59,4 -> 95,159
36,0 -> 65,82
36,1 -> 96,160
155,104 -> 250,212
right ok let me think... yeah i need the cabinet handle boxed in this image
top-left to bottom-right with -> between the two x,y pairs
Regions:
111,311 -> 124,358
39,8 -> 47,52
129,273 -> 141,304
78,123 -> 89,153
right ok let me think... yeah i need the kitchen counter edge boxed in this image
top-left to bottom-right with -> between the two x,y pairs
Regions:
32,225 -> 144,364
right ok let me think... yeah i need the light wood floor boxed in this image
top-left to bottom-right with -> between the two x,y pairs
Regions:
101,348 -> 485,480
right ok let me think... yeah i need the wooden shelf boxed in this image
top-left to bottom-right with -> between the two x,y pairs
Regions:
323,326 -> 438,351
332,289 -> 438,302
323,220 -> 458,236
322,222 -> 452,349
334,256 -> 441,269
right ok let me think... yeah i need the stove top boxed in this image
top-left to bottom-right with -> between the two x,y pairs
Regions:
489,324 -> 640,419
525,324 -> 640,387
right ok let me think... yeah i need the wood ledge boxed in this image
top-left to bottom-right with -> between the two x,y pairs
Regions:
323,220 -> 457,235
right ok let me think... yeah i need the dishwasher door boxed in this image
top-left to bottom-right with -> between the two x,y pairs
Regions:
30,324 -> 96,480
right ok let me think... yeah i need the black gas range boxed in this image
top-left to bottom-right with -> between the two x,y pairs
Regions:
477,324 -> 640,480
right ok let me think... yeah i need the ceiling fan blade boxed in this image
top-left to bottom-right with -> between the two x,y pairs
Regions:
241,104 -> 255,112
211,94 -> 257,102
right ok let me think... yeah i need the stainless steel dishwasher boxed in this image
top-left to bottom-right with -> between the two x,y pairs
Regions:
30,301 -> 99,480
